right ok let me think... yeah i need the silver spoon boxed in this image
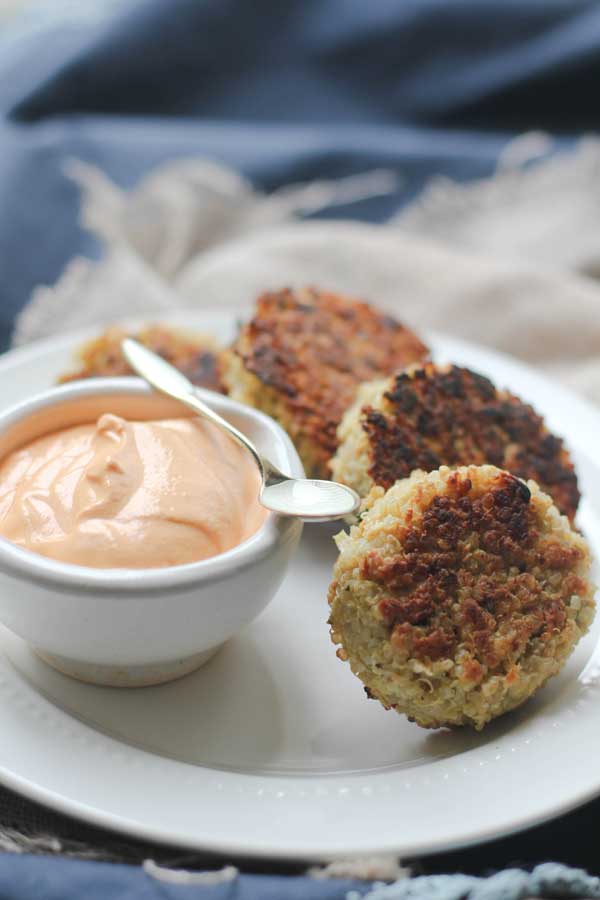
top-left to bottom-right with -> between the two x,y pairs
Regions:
122,339 -> 360,522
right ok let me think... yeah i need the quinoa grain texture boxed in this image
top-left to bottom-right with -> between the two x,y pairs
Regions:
328,465 -> 595,730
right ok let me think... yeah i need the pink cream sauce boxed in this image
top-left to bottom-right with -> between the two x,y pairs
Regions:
0,414 -> 267,568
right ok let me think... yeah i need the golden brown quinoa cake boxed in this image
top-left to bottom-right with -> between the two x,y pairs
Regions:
331,363 -> 580,521
328,465 -> 595,730
58,324 -> 224,393
221,287 -> 429,478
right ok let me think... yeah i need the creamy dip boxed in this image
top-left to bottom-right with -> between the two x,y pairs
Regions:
0,414 -> 267,568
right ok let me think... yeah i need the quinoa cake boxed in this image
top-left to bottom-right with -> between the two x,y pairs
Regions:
221,287 -> 429,478
58,324 -> 224,392
328,465 -> 595,730
331,363 -> 580,521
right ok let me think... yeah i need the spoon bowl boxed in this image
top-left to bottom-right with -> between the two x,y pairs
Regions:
259,474 -> 359,521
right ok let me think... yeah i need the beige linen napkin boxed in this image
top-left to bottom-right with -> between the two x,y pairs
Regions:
14,139 -> 600,405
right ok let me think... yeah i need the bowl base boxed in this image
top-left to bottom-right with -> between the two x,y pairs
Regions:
34,646 -> 221,687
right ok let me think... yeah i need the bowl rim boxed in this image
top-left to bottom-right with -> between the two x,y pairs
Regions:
0,377 -> 303,594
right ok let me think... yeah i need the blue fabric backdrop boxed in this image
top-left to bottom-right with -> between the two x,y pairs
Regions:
0,854 -> 366,899
0,1 -> 599,896
1,0 -> 596,350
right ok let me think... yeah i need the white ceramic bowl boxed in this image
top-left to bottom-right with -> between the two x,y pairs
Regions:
0,378 -> 304,687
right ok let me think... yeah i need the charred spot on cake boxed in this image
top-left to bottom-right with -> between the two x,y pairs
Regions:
358,471 -> 576,669
359,364 -> 579,520
224,287 -> 429,477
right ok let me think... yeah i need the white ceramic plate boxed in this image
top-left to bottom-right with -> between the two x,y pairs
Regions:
0,311 -> 598,862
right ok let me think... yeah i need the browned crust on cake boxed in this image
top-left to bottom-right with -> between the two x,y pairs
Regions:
327,464 -> 595,730
362,364 -> 579,520
224,287 -> 429,476
360,470 -> 583,674
58,324 -> 224,393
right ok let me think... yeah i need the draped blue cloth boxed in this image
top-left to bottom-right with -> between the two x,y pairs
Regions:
0,857 -> 598,900
0,0 -> 599,895
0,854 -> 364,899
1,0 -> 594,349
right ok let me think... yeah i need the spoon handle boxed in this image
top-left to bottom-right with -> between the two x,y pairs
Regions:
121,338 -> 267,478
